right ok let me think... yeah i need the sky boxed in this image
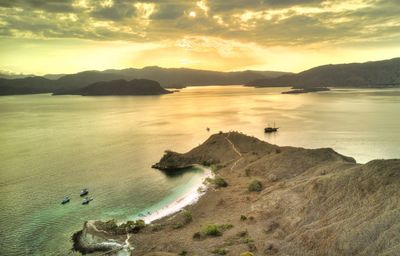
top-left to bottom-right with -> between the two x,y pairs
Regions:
0,0 -> 400,75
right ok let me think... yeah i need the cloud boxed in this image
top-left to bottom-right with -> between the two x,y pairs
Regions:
0,0 -> 399,48
90,0 -> 137,21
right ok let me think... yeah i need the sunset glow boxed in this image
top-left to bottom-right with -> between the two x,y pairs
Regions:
0,0 -> 399,75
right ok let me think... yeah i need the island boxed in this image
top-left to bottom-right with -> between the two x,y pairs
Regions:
282,87 -> 330,94
53,79 -> 172,96
73,132 -> 400,256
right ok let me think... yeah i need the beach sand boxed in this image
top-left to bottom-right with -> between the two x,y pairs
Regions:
141,165 -> 213,224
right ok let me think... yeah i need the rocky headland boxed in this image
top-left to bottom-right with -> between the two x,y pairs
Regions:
73,132 -> 400,256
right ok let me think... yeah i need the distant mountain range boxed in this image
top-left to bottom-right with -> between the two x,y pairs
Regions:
247,58 -> 400,88
1,58 -> 400,96
0,66 -> 288,95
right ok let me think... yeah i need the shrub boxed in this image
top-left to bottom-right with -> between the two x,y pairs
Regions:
173,223 -> 184,229
127,219 -> 146,233
240,252 -> 254,256
245,168 -> 252,177
220,224 -> 234,231
212,248 -> 228,255
182,210 -> 193,224
204,224 -> 222,236
207,176 -> 228,188
202,160 -> 214,166
240,215 -> 247,221
96,220 -> 118,232
248,180 -> 263,192
247,243 -> 257,252
214,176 -> 228,187
193,231 -> 202,240
178,250 -> 187,256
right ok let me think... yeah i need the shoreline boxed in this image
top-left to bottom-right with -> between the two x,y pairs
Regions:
74,165 -> 214,254
140,165 -> 214,224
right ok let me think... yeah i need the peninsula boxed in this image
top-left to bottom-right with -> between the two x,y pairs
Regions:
73,132 -> 400,256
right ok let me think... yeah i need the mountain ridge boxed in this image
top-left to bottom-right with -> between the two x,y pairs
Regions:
247,57 -> 400,88
0,66 -> 289,95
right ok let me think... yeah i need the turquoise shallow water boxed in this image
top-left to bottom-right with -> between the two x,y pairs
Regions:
1,86 -> 400,255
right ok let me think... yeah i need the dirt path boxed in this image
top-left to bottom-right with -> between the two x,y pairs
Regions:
225,134 -> 243,170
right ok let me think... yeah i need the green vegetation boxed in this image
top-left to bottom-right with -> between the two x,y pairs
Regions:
202,160 -> 214,166
206,176 -> 228,188
240,215 -> 247,221
173,210 -> 193,229
203,224 -> 233,236
95,219 -> 146,235
182,210 -> 193,223
124,219 -> 145,233
248,180 -> 263,192
178,250 -> 188,256
212,248 -> 228,255
204,224 -> 222,236
194,224 -> 234,239
173,223 -> 184,229
245,168 -> 252,177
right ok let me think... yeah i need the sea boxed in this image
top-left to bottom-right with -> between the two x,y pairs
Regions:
1,86 -> 400,255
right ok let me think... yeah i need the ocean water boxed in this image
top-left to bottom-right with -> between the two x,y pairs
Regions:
1,86 -> 400,255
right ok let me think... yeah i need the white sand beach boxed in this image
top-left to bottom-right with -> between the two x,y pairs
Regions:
141,165 -> 213,224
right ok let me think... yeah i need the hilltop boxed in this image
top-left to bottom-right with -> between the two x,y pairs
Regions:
73,132 -> 400,255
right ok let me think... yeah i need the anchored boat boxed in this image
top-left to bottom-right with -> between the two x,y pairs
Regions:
264,122 -> 279,133
80,188 -> 89,197
82,197 -> 93,205
61,196 -> 70,204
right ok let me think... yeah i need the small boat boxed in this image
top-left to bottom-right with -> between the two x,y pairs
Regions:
80,188 -> 89,197
82,197 -> 93,205
264,127 -> 279,133
61,196 -> 70,204
264,122 -> 279,133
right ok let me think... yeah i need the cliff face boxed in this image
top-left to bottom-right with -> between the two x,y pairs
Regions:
75,132 -> 400,256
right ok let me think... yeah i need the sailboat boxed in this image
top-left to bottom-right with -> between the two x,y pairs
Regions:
264,122 -> 279,133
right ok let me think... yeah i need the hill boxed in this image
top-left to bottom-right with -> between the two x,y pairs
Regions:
0,67 -> 288,95
247,57 -> 400,88
58,79 -> 172,96
73,132 -> 400,255
0,77 -> 56,95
